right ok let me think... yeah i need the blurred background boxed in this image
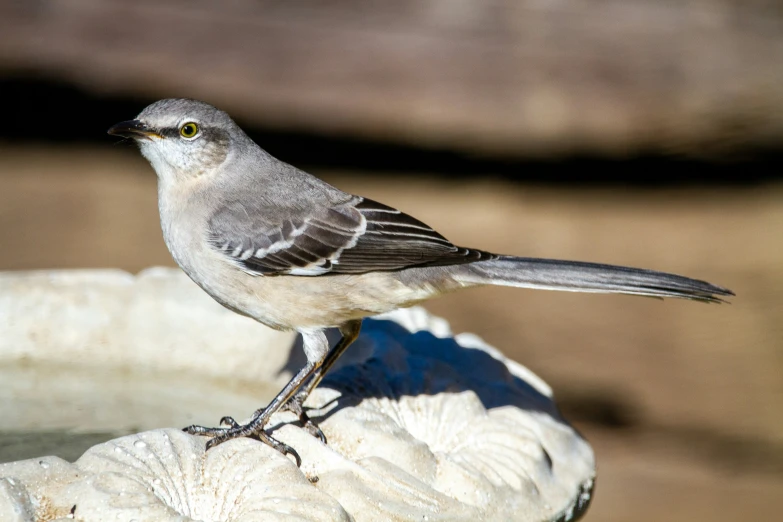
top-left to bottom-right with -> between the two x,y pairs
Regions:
0,1 -> 781,520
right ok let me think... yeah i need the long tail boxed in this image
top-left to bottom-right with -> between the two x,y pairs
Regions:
461,256 -> 734,303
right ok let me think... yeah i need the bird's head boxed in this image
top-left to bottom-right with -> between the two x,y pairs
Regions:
108,98 -> 242,183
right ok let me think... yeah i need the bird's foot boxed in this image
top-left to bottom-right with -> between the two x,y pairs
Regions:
183,415 -> 301,467
281,392 -> 327,444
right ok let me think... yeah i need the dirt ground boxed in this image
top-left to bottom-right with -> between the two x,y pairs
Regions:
0,146 -> 780,521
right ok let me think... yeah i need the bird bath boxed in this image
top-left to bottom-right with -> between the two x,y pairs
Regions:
0,268 -> 594,521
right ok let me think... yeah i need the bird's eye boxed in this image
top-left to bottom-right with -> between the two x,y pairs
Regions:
179,122 -> 199,139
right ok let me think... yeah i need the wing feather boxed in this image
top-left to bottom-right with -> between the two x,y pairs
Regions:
208,196 -> 495,276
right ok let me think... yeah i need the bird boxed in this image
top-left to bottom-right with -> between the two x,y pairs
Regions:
108,98 -> 733,465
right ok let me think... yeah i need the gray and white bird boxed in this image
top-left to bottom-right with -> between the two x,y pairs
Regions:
108,98 -> 733,464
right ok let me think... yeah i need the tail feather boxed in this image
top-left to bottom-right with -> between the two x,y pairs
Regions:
463,256 -> 734,304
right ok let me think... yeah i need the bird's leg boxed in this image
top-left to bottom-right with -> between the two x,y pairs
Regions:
183,330 -> 331,465
282,320 -> 362,443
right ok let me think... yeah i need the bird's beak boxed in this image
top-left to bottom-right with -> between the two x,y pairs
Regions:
107,120 -> 162,140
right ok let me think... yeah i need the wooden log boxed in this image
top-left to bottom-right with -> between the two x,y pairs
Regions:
0,0 -> 781,157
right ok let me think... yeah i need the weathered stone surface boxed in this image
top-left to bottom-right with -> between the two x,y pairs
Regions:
0,269 -> 594,521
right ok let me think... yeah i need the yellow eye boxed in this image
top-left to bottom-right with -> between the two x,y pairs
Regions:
179,122 -> 199,138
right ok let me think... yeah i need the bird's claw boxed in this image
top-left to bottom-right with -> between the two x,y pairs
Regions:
282,393 -> 327,444
302,421 -> 327,444
183,415 -> 302,467
258,431 -> 302,467
182,424 -> 229,437
219,416 -> 240,428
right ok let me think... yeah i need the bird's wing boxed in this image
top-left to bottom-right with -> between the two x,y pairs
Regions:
207,196 -> 494,276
